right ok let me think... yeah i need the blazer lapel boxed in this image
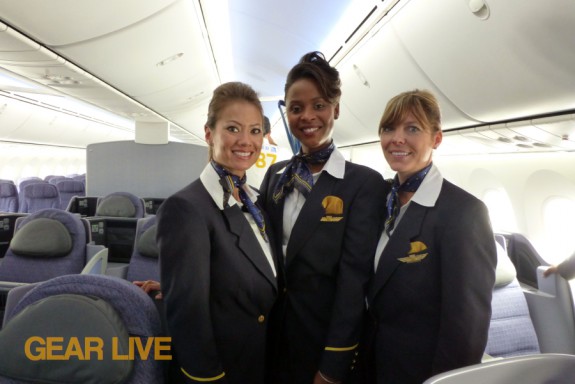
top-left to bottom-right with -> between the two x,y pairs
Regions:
369,203 -> 427,301
285,174 -> 336,266
223,205 -> 277,291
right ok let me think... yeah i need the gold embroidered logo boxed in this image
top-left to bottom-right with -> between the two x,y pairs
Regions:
397,241 -> 428,263
320,196 -> 343,222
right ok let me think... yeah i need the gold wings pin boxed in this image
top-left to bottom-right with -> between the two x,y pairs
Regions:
397,241 -> 428,263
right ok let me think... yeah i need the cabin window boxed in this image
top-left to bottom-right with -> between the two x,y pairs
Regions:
542,196 -> 575,265
482,188 -> 518,233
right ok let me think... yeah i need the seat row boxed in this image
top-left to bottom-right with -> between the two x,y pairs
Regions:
0,178 -> 85,213
0,207 -> 160,325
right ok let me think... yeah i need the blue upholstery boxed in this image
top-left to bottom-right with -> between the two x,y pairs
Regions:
126,215 -> 160,282
485,241 -> 540,358
96,192 -> 146,218
19,183 -> 60,213
47,176 -> 70,185
0,209 -> 87,283
0,182 -> 18,213
1,274 -> 164,383
55,179 -> 86,210
17,177 -> 43,192
17,178 -> 46,212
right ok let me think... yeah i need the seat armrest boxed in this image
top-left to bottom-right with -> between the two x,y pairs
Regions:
522,267 -> 575,354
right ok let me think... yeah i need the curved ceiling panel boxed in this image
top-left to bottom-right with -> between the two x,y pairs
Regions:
392,0 -> 575,122
336,20 -> 480,147
0,0 -> 179,46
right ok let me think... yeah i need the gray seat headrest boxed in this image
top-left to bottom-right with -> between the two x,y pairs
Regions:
0,294 -> 134,384
136,225 -> 158,258
11,218 -> 73,258
96,196 -> 136,218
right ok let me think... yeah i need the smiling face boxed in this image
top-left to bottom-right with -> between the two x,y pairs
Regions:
380,112 -> 442,184
205,100 -> 263,177
285,78 -> 339,154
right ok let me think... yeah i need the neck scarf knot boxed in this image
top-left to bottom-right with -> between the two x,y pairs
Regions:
385,163 -> 433,235
272,141 -> 335,203
211,161 -> 268,242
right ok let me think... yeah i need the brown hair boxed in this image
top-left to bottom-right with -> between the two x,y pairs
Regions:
205,82 -> 263,159
378,89 -> 442,135
206,81 -> 263,129
284,51 -> 341,105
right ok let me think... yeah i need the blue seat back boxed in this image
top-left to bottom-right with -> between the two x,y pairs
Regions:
0,209 -> 87,283
0,274 -> 164,383
19,183 -> 60,213
56,179 -> 86,210
126,215 -> 159,282
0,182 -> 18,213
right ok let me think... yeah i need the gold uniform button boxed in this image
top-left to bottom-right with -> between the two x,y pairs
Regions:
258,315 -> 265,323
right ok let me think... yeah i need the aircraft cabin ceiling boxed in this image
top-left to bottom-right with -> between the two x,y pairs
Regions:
0,0 -> 574,155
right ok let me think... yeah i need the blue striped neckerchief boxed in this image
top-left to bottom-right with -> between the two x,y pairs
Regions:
272,141 -> 335,203
211,161 -> 268,242
385,162 -> 433,236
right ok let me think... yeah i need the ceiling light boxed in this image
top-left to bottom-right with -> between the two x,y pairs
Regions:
156,52 -> 184,67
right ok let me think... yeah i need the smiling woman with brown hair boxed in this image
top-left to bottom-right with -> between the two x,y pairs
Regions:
365,89 -> 497,384
157,81 -> 278,384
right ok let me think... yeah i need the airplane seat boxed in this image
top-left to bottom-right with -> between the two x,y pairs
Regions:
72,173 -> 86,184
55,179 -> 86,210
126,215 -> 158,282
16,178 -> 46,212
47,175 -> 70,185
142,197 -> 165,215
523,266 -> 575,355
96,191 -> 146,219
19,183 -> 61,214
485,238 -> 540,358
66,195 -> 100,217
0,274 -> 165,383
16,177 -> 43,191
422,353 -> 575,384
108,215 -> 159,283
0,213 -> 28,259
501,232 -> 547,288
0,182 -> 18,213
0,208 -> 89,283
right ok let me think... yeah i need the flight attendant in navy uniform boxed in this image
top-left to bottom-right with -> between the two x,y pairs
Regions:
156,82 -> 278,384
365,89 -> 497,384
260,51 -> 388,384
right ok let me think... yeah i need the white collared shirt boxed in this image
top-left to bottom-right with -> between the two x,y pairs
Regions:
200,163 -> 276,276
281,148 -> 346,259
373,163 -> 443,270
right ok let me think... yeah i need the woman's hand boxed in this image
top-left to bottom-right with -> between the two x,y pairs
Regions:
133,280 -> 162,299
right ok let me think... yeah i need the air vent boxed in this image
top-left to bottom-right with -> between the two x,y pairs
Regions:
513,135 -> 529,142
532,142 -> 551,148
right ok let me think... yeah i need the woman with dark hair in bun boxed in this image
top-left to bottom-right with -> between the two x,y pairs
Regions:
260,52 -> 389,384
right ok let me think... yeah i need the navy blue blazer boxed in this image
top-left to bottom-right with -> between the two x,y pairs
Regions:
260,159 -> 388,383
157,178 -> 278,384
366,179 -> 497,384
